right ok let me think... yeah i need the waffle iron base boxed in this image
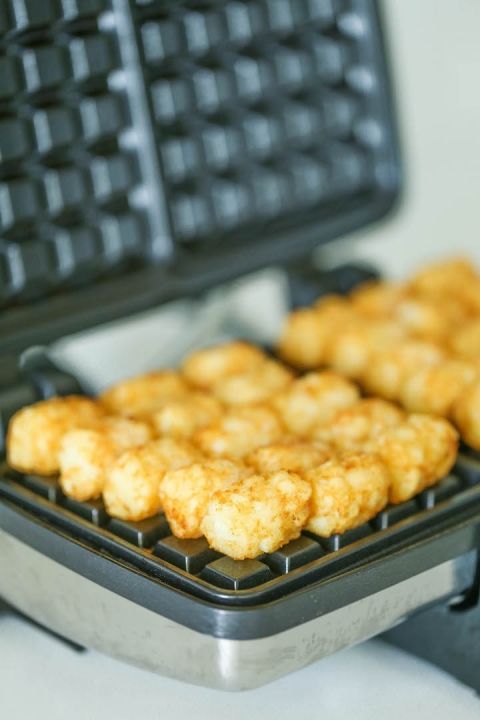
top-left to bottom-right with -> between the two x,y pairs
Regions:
0,528 -> 475,690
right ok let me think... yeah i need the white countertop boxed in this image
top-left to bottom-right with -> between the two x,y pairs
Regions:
1,611 -> 479,720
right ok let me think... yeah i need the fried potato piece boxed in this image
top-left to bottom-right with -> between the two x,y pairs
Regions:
247,441 -> 332,476
212,359 -> 294,405
392,297 -> 453,342
399,360 -> 478,416
278,296 -> 356,369
449,319 -> 480,361
150,393 -> 222,438
324,320 -> 406,379
274,371 -> 360,437
99,415 -> 153,448
451,382 -> 480,449
408,257 -> 477,297
182,341 -> 266,389
194,405 -> 284,459
100,371 -> 188,416
7,396 -> 105,476
201,471 -> 311,559
454,279 -> 480,316
314,399 -> 404,452
305,452 -> 389,536
372,414 -> 458,504
59,430 -> 117,501
350,281 -> 407,318
160,459 -> 248,539
103,438 -> 201,521
361,340 -> 446,401
58,416 -> 153,501
277,308 -> 328,369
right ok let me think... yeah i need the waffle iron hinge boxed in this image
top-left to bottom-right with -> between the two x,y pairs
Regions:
383,548 -> 480,694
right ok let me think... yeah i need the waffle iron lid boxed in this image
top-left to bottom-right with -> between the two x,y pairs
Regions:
0,0 -> 400,355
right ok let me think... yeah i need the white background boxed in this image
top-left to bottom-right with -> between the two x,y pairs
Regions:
2,1 -> 480,717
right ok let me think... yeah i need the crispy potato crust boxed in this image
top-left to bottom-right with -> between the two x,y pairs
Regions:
100,371 -> 188,416
350,281 -> 407,318
305,453 -> 389,536
399,360 -> 478,416
58,416 -> 153,501
324,320 -> 406,379
201,471 -> 311,559
451,382 -> 480,450
212,359 -> 293,405
373,414 -> 458,504
361,340 -> 445,401
194,405 -> 284,458
314,398 -> 404,452
160,459 -> 248,539
449,319 -> 480,361
247,441 -> 332,476
274,371 -> 360,436
277,299 -> 355,369
7,396 -> 104,475
149,393 -> 222,438
59,430 -> 117,501
103,438 -> 201,521
408,257 -> 477,297
182,342 -> 266,389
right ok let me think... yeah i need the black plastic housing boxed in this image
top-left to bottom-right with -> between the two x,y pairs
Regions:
0,0 -> 400,354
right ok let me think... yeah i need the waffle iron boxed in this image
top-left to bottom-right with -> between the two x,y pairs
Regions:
2,0 -> 479,693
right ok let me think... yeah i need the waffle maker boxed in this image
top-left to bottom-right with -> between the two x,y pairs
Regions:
1,0 -> 479,693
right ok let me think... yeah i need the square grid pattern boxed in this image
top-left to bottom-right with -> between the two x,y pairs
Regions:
0,0 -> 149,307
0,0 -> 396,314
1,460 -> 476,594
138,0 -> 386,243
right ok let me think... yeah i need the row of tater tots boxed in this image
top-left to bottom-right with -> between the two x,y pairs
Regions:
6,338 -> 458,560
278,257 -> 480,449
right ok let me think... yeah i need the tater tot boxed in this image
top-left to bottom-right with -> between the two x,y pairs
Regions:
392,297 -> 453,342
247,441 -> 332,476
194,405 -> 284,459
408,257 -> 477,297
372,414 -> 458,504
274,371 -> 360,437
103,438 -> 201,521
449,319 -> 480,361
305,453 -> 389,536
99,415 -> 153,448
277,297 -> 356,369
159,459 -> 248,539
7,396 -> 105,476
361,340 -> 446,400
201,471 -> 311,559
212,359 -> 293,405
455,279 -> 480,316
277,308 -> 328,369
324,320 -> 406,379
451,382 -> 480,450
182,341 -> 266,389
350,281 -> 407,318
149,393 -> 222,438
58,416 -> 153,501
59,430 -> 117,501
100,371 -> 188,416
399,360 -> 478,416
314,399 -> 404,452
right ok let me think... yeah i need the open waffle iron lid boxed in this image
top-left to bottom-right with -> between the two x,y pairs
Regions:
0,0 -> 400,356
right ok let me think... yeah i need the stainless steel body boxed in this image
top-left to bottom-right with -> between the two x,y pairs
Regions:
0,529 -> 475,691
